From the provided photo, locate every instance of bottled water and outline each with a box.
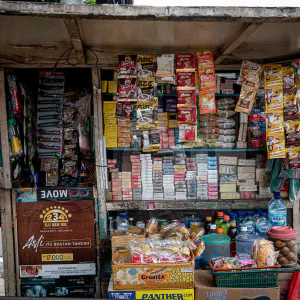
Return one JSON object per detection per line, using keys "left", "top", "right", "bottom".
{"left": 229, "top": 212, "right": 237, "bottom": 223}
{"left": 117, "top": 213, "right": 130, "bottom": 230}
{"left": 238, "top": 226, "right": 248, "bottom": 235}
{"left": 236, "top": 211, "right": 244, "bottom": 227}
{"left": 268, "top": 192, "right": 287, "bottom": 226}
{"left": 255, "top": 212, "right": 271, "bottom": 236}
{"left": 242, "top": 212, "right": 255, "bottom": 234}
{"left": 253, "top": 210, "right": 262, "bottom": 220}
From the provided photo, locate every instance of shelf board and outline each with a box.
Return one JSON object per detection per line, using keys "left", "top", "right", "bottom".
{"left": 106, "top": 200, "right": 292, "bottom": 211}
{"left": 102, "top": 93, "right": 240, "bottom": 98}
{"left": 106, "top": 148, "right": 266, "bottom": 152}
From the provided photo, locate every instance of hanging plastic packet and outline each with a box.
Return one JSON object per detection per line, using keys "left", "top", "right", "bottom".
{"left": 287, "top": 146, "right": 300, "bottom": 168}
{"left": 266, "top": 110, "right": 285, "bottom": 134}
{"left": 136, "top": 101, "right": 158, "bottom": 130}
{"left": 78, "top": 121, "right": 91, "bottom": 153}
{"left": 178, "top": 125, "right": 197, "bottom": 142}
{"left": 176, "top": 54, "right": 195, "bottom": 72}
{"left": 118, "top": 77, "right": 137, "bottom": 100}
{"left": 282, "top": 65, "right": 295, "bottom": 89}
{"left": 198, "top": 91, "right": 216, "bottom": 114}
{"left": 177, "top": 90, "right": 196, "bottom": 105}
{"left": 235, "top": 82, "right": 258, "bottom": 114}
{"left": 137, "top": 55, "right": 156, "bottom": 78}
{"left": 118, "top": 55, "right": 137, "bottom": 76}
{"left": 8, "top": 119, "right": 23, "bottom": 156}
{"left": 156, "top": 54, "right": 175, "bottom": 84}
{"left": 142, "top": 130, "right": 161, "bottom": 152}
{"left": 176, "top": 72, "right": 196, "bottom": 90}
{"left": 103, "top": 101, "right": 117, "bottom": 115}
{"left": 267, "top": 133, "right": 286, "bottom": 158}
{"left": 237, "top": 60, "right": 262, "bottom": 85}
{"left": 265, "top": 84, "right": 283, "bottom": 111}
{"left": 63, "top": 107, "right": 77, "bottom": 127}
{"left": 284, "top": 120, "right": 300, "bottom": 146}
{"left": 7, "top": 72, "right": 22, "bottom": 121}
{"left": 64, "top": 128, "right": 78, "bottom": 142}
{"left": 177, "top": 105, "right": 197, "bottom": 123}
{"left": 61, "top": 159, "right": 78, "bottom": 178}
{"left": 137, "top": 77, "right": 156, "bottom": 101}
{"left": 41, "top": 158, "right": 59, "bottom": 187}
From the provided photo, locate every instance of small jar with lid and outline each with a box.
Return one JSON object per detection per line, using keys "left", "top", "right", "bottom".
{"left": 267, "top": 226, "right": 298, "bottom": 268}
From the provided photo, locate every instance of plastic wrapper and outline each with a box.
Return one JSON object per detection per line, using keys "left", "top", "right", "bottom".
{"left": 266, "top": 110, "right": 285, "bottom": 134}
{"left": 176, "top": 54, "right": 195, "bottom": 71}
{"left": 177, "top": 105, "right": 197, "bottom": 123}
{"left": 177, "top": 90, "right": 196, "bottom": 105}
{"left": 282, "top": 65, "right": 295, "bottom": 88}
{"left": 137, "top": 77, "right": 156, "bottom": 101}
{"left": 136, "top": 101, "right": 158, "bottom": 130}
{"left": 238, "top": 60, "right": 262, "bottom": 85}
{"left": 194, "top": 241, "right": 205, "bottom": 258}
{"left": 235, "top": 82, "right": 258, "bottom": 114}
{"left": 212, "top": 255, "right": 256, "bottom": 269}
{"left": 160, "top": 222, "right": 190, "bottom": 240}
{"left": 178, "top": 125, "right": 197, "bottom": 142}
{"left": 190, "top": 227, "right": 205, "bottom": 241}
{"left": 118, "top": 55, "right": 137, "bottom": 76}
{"left": 267, "top": 132, "right": 286, "bottom": 159}
{"left": 176, "top": 72, "right": 196, "bottom": 90}
{"left": 146, "top": 218, "right": 160, "bottom": 235}
{"left": 118, "top": 77, "right": 137, "bottom": 100}
{"left": 198, "top": 91, "right": 216, "bottom": 114}
{"left": 156, "top": 54, "right": 175, "bottom": 84}
{"left": 128, "top": 238, "right": 191, "bottom": 264}
{"left": 251, "top": 239, "right": 278, "bottom": 268}
{"left": 137, "top": 55, "right": 156, "bottom": 78}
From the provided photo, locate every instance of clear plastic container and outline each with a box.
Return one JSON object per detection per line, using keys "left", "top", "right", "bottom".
{"left": 268, "top": 192, "right": 287, "bottom": 226}
{"left": 117, "top": 213, "right": 130, "bottom": 230}
{"left": 255, "top": 212, "right": 271, "bottom": 236}
{"left": 242, "top": 212, "right": 255, "bottom": 234}
{"left": 200, "top": 234, "right": 230, "bottom": 266}
{"left": 267, "top": 226, "right": 297, "bottom": 268}
{"left": 236, "top": 234, "right": 263, "bottom": 255}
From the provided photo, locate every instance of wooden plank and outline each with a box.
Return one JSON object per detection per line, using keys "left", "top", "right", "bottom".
{"left": 64, "top": 19, "right": 85, "bottom": 62}
{"left": 215, "top": 23, "right": 261, "bottom": 65}
{"left": 11, "top": 190, "right": 20, "bottom": 296}
{"left": 0, "top": 189, "right": 16, "bottom": 296}
{"left": 0, "top": 52, "right": 25, "bottom": 64}
{"left": 292, "top": 200, "right": 300, "bottom": 243}
{"left": 0, "top": 69, "right": 12, "bottom": 189}
{"left": 106, "top": 200, "right": 293, "bottom": 211}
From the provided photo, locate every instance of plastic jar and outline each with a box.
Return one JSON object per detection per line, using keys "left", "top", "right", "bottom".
{"left": 267, "top": 226, "right": 297, "bottom": 268}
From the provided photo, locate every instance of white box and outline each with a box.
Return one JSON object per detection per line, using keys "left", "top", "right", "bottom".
{"left": 237, "top": 180, "right": 256, "bottom": 186}
{"left": 219, "top": 165, "right": 237, "bottom": 175}
{"left": 238, "top": 166, "right": 255, "bottom": 173}
{"left": 238, "top": 172, "right": 255, "bottom": 180}
{"left": 219, "top": 156, "right": 238, "bottom": 165}
{"left": 256, "top": 169, "right": 271, "bottom": 182}
{"left": 238, "top": 159, "right": 256, "bottom": 166}
{"left": 221, "top": 192, "right": 240, "bottom": 200}
{"left": 239, "top": 185, "right": 258, "bottom": 192}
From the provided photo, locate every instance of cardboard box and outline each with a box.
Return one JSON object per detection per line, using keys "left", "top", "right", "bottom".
{"left": 194, "top": 270, "right": 280, "bottom": 300}
{"left": 219, "top": 156, "right": 238, "bottom": 165}
{"left": 112, "top": 250, "right": 194, "bottom": 290}
{"left": 108, "top": 281, "right": 194, "bottom": 299}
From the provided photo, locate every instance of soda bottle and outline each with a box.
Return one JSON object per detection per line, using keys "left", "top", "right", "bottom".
{"left": 221, "top": 215, "right": 230, "bottom": 235}
{"left": 215, "top": 212, "right": 224, "bottom": 228}
{"left": 228, "top": 221, "right": 238, "bottom": 256}
{"left": 208, "top": 224, "right": 216, "bottom": 234}
{"left": 204, "top": 216, "right": 212, "bottom": 234}
{"left": 216, "top": 228, "right": 223, "bottom": 234}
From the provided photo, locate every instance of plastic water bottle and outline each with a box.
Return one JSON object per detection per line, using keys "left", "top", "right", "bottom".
{"left": 229, "top": 212, "right": 237, "bottom": 223}
{"left": 236, "top": 211, "right": 245, "bottom": 228}
{"left": 253, "top": 210, "right": 262, "bottom": 220}
{"left": 117, "top": 213, "right": 130, "bottom": 230}
{"left": 255, "top": 213, "right": 271, "bottom": 236}
{"left": 268, "top": 192, "right": 287, "bottom": 226}
{"left": 239, "top": 226, "right": 248, "bottom": 235}
{"left": 242, "top": 212, "right": 255, "bottom": 234}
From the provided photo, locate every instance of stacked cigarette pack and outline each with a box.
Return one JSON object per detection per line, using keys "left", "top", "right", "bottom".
{"left": 163, "top": 156, "right": 175, "bottom": 200}
{"left": 237, "top": 159, "right": 257, "bottom": 199}
{"left": 153, "top": 157, "right": 164, "bottom": 200}
{"left": 196, "top": 154, "right": 208, "bottom": 200}
{"left": 131, "top": 155, "right": 142, "bottom": 201}
{"left": 141, "top": 154, "right": 153, "bottom": 200}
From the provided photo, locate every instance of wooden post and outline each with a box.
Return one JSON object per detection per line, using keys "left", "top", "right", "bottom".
{"left": 0, "top": 189, "right": 16, "bottom": 296}
{"left": 0, "top": 69, "right": 11, "bottom": 189}
{"left": 92, "top": 67, "right": 107, "bottom": 297}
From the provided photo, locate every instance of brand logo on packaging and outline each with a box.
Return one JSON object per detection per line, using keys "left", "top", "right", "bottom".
{"left": 138, "top": 273, "right": 169, "bottom": 284}
{"left": 40, "top": 206, "right": 72, "bottom": 228}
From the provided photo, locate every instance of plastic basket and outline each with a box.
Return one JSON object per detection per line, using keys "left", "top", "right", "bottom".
{"left": 209, "top": 261, "right": 281, "bottom": 288}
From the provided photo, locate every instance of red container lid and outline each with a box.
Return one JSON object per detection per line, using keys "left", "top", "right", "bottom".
{"left": 267, "top": 226, "right": 297, "bottom": 239}
{"left": 217, "top": 212, "right": 224, "bottom": 217}
{"left": 223, "top": 215, "right": 230, "bottom": 221}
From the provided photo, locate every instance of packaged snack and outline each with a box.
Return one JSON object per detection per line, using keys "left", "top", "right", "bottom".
{"left": 251, "top": 239, "right": 277, "bottom": 268}
{"left": 266, "top": 110, "right": 284, "bottom": 134}
{"left": 176, "top": 54, "right": 195, "bottom": 71}
{"left": 146, "top": 218, "right": 159, "bottom": 234}
{"left": 118, "top": 77, "right": 137, "bottom": 100}
{"left": 198, "top": 91, "right": 216, "bottom": 114}
{"left": 136, "top": 77, "right": 156, "bottom": 101}
{"left": 137, "top": 55, "right": 156, "bottom": 78}
{"left": 282, "top": 65, "right": 295, "bottom": 88}
{"left": 178, "top": 125, "right": 197, "bottom": 142}
{"left": 238, "top": 60, "right": 262, "bottom": 84}
{"left": 235, "top": 83, "right": 257, "bottom": 114}
{"left": 136, "top": 101, "right": 158, "bottom": 130}
{"left": 265, "top": 85, "right": 283, "bottom": 111}
{"left": 267, "top": 132, "right": 286, "bottom": 159}
{"left": 199, "top": 73, "right": 217, "bottom": 91}
{"left": 143, "top": 130, "right": 161, "bottom": 152}
{"left": 118, "top": 54, "right": 137, "bottom": 76}
{"left": 177, "top": 105, "right": 197, "bottom": 124}
{"left": 156, "top": 54, "right": 175, "bottom": 84}
{"left": 196, "top": 51, "right": 215, "bottom": 71}
{"left": 176, "top": 72, "right": 196, "bottom": 89}
{"left": 264, "top": 64, "right": 282, "bottom": 87}
{"left": 177, "top": 90, "right": 196, "bottom": 105}
{"left": 103, "top": 101, "right": 117, "bottom": 114}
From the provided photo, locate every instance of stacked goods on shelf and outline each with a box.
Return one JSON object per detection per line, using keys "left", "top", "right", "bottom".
{"left": 104, "top": 101, "right": 117, "bottom": 148}
{"left": 263, "top": 64, "right": 286, "bottom": 159}
{"left": 256, "top": 154, "right": 273, "bottom": 199}
{"left": 162, "top": 155, "right": 175, "bottom": 200}
{"left": 141, "top": 154, "right": 153, "bottom": 200}
{"left": 153, "top": 157, "right": 164, "bottom": 200}
{"left": 237, "top": 158, "right": 257, "bottom": 199}
{"left": 131, "top": 155, "right": 142, "bottom": 201}
{"left": 219, "top": 156, "right": 239, "bottom": 200}
{"left": 174, "top": 152, "right": 187, "bottom": 201}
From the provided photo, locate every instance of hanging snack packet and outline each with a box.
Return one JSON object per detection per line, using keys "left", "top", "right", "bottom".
{"left": 136, "top": 101, "right": 158, "bottom": 130}
{"left": 143, "top": 130, "right": 161, "bottom": 152}
{"left": 103, "top": 101, "right": 117, "bottom": 114}
{"left": 178, "top": 125, "right": 197, "bottom": 142}
{"left": 137, "top": 77, "right": 156, "bottom": 101}
{"left": 199, "top": 73, "right": 217, "bottom": 91}
{"left": 176, "top": 72, "right": 196, "bottom": 89}
{"left": 137, "top": 55, "right": 156, "bottom": 78}
{"left": 267, "top": 132, "right": 286, "bottom": 159}
{"left": 238, "top": 60, "right": 262, "bottom": 85}
{"left": 156, "top": 54, "right": 175, "bottom": 84}
{"left": 118, "top": 77, "right": 137, "bottom": 100}
{"left": 266, "top": 110, "right": 284, "bottom": 134}
{"left": 235, "top": 83, "right": 258, "bottom": 114}
{"left": 264, "top": 64, "right": 282, "bottom": 87}
{"left": 282, "top": 65, "right": 295, "bottom": 89}
{"left": 265, "top": 85, "right": 283, "bottom": 111}
{"left": 287, "top": 146, "right": 300, "bottom": 167}
{"left": 176, "top": 54, "right": 195, "bottom": 71}
{"left": 196, "top": 51, "right": 215, "bottom": 72}
{"left": 177, "top": 105, "right": 197, "bottom": 123}
{"left": 118, "top": 55, "right": 137, "bottom": 76}
{"left": 177, "top": 90, "right": 196, "bottom": 105}
{"left": 284, "top": 120, "right": 300, "bottom": 146}
{"left": 198, "top": 91, "right": 216, "bottom": 114}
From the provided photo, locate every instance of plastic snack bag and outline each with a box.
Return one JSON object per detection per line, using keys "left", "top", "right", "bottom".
{"left": 177, "top": 90, "right": 196, "bottom": 105}
{"left": 156, "top": 54, "right": 175, "bottom": 84}
{"left": 177, "top": 105, "right": 197, "bottom": 123}
{"left": 238, "top": 60, "right": 262, "bottom": 85}
{"left": 267, "top": 132, "right": 286, "bottom": 159}
{"left": 136, "top": 101, "right": 158, "bottom": 130}
{"left": 199, "top": 91, "right": 216, "bottom": 114}
{"left": 118, "top": 54, "right": 137, "bottom": 76}
{"left": 176, "top": 54, "right": 195, "bottom": 71}
{"left": 266, "top": 110, "right": 285, "bottom": 134}
{"left": 137, "top": 54, "right": 156, "bottom": 78}
{"left": 251, "top": 239, "right": 277, "bottom": 268}
{"left": 235, "top": 82, "right": 258, "bottom": 114}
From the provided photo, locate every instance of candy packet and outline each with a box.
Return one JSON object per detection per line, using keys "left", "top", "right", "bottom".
{"left": 177, "top": 105, "right": 197, "bottom": 124}
{"left": 177, "top": 90, "right": 196, "bottom": 105}
{"left": 198, "top": 91, "right": 216, "bottom": 114}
